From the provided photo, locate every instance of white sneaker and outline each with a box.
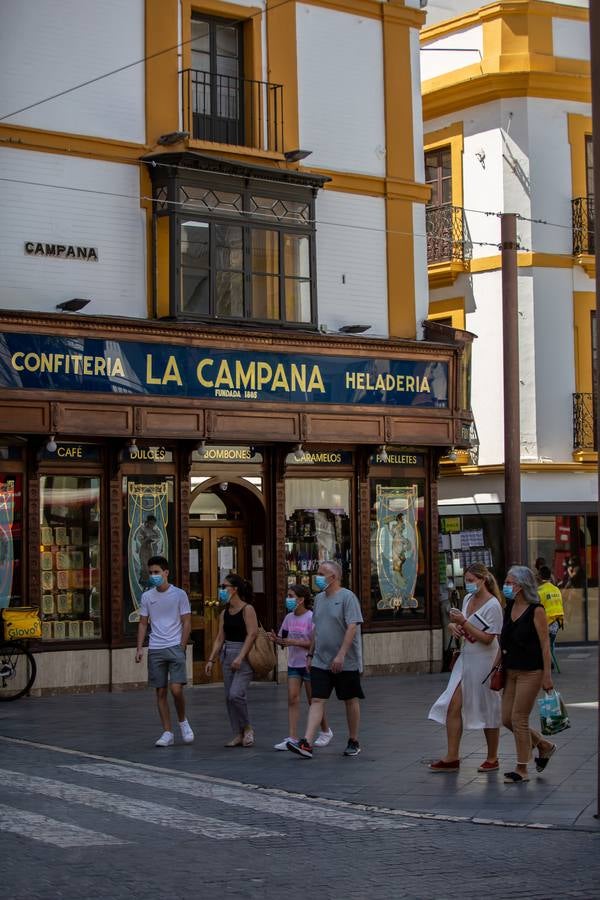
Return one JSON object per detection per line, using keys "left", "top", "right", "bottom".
{"left": 155, "top": 731, "right": 174, "bottom": 747}
{"left": 313, "top": 728, "right": 333, "bottom": 748}
{"left": 274, "top": 737, "right": 294, "bottom": 751}
{"left": 179, "top": 720, "right": 194, "bottom": 744}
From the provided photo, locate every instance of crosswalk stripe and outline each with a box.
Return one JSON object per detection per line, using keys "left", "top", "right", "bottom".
{"left": 0, "top": 802, "right": 125, "bottom": 847}
{"left": 0, "top": 769, "right": 283, "bottom": 840}
{"left": 67, "top": 763, "right": 414, "bottom": 831}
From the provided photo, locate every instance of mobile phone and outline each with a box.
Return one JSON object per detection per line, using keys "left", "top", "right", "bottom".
{"left": 281, "top": 629, "right": 289, "bottom": 639}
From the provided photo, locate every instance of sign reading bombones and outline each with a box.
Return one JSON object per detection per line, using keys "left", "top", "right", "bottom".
{"left": 0, "top": 333, "right": 449, "bottom": 408}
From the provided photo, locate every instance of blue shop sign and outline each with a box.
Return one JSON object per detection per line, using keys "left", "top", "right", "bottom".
{"left": 0, "top": 332, "right": 448, "bottom": 409}
{"left": 41, "top": 442, "right": 101, "bottom": 462}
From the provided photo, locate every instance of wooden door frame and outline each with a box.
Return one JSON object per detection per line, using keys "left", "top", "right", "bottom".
{"left": 189, "top": 520, "right": 247, "bottom": 683}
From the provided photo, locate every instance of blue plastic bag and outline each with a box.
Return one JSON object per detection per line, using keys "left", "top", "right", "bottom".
{"left": 538, "top": 690, "right": 570, "bottom": 736}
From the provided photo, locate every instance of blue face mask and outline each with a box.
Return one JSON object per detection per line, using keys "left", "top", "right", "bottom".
{"left": 285, "top": 597, "right": 297, "bottom": 612}
{"left": 219, "top": 588, "right": 230, "bottom": 603}
{"left": 148, "top": 573, "right": 163, "bottom": 588}
{"left": 502, "top": 584, "right": 514, "bottom": 600}
{"left": 314, "top": 575, "right": 329, "bottom": 591}
{"left": 465, "top": 582, "right": 478, "bottom": 594}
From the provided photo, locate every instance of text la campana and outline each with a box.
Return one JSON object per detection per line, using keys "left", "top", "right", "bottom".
{"left": 11, "top": 352, "right": 431, "bottom": 394}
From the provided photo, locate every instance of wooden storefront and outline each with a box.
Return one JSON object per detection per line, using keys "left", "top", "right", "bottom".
{"left": 0, "top": 312, "right": 473, "bottom": 693}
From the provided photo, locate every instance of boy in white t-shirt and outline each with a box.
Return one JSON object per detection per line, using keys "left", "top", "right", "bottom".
{"left": 135, "top": 556, "right": 194, "bottom": 747}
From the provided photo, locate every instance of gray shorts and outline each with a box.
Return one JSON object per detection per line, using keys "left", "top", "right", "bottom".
{"left": 148, "top": 646, "right": 187, "bottom": 688}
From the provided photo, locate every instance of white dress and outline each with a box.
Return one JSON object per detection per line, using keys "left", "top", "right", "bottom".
{"left": 429, "top": 595, "right": 503, "bottom": 730}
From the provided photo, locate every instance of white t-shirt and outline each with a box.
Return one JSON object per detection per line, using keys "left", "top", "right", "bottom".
{"left": 139, "top": 585, "right": 191, "bottom": 649}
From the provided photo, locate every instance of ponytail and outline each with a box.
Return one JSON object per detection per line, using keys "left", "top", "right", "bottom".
{"left": 225, "top": 572, "right": 253, "bottom": 603}
{"left": 465, "top": 563, "right": 504, "bottom": 606}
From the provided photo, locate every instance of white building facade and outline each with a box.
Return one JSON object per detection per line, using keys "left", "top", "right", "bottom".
{"left": 422, "top": 0, "right": 596, "bottom": 641}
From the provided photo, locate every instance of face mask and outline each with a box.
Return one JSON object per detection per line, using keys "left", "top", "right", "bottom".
{"left": 314, "top": 575, "right": 329, "bottom": 591}
{"left": 285, "top": 597, "right": 297, "bottom": 612}
{"left": 465, "top": 582, "right": 478, "bottom": 595}
{"left": 219, "top": 588, "right": 230, "bottom": 603}
{"left": 148, "top": 574, "right": 163, "bottom": 588}
{"left": 502, "top": 584, "right": 514, "bottom": 600}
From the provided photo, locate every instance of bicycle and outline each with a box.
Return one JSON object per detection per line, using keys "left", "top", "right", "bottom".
{"left": 0, "top": 639, "right": 37, "bottom": 701}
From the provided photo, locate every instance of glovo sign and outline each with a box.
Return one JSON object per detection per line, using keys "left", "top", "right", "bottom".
{"left": 3, "top": 607, "right": 42, "bottom": 640}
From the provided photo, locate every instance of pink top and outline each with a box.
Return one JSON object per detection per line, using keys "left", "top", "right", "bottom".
{"left": 278, "top": 610, "right": 315, "bottom": 668}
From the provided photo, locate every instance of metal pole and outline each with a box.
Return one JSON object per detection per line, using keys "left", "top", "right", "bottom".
{"left": 501, "top": 213, "right": 521, "bottom": 567}
{"left": 588, "top": 0, "right": 600, "bottom": 820}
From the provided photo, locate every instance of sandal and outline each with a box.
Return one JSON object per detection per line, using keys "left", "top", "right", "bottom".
{"left": 224, "top": 734, "right": 243, "bottom": 747}
{"left": 429, "top": 759, "right": 460, "bottom": 772}
{"left": 477, "top": 760, "right": 499, "bottom": 772}
{"left": 535, "top": 743, "right": 557, "bottom": 773}
{"left": 503, "top": 771, "right": 529, "bottom": 784}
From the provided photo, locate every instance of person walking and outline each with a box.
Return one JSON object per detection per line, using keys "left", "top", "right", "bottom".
{"left": 135, "top": 556, "right": 194, "bottom": 747}
{"left": 428, "top": 563, "right": 503, "bottom": 773}
{"left": 537, "top": 565, "right": 564, "bottom": 662}
{"left": 498, "top": 565, "right": 557, "bottom": 784}
{"left": 205, "top": 573, "right": 258, "bottom": 747}
{"left": 287, "top": 560, "right": 364, "bottom": 759}
{"left": 269, "top": 584, "right": 333, "bottom": 751}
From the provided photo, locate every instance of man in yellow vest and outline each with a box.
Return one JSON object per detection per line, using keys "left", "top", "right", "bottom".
{"left": 537, "top": 565, "right": 564, "bottom": 663}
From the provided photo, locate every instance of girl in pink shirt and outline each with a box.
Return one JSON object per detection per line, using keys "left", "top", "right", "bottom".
{"left": 269, "top": 585, "right": 332, "bottom": 751}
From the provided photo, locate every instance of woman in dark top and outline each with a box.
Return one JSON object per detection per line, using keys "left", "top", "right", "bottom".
{"left": 498, "top": 565, "right": 556, "bottom": 783}
{"left": 206, "top": 574, "right": 258, "bottom": 747}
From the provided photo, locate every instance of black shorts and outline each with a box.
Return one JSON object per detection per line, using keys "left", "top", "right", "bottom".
{"left": 310, "top": 666, "right": 365, "bottom": 701}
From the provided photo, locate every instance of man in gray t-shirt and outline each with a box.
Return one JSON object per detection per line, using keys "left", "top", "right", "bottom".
{"left": 287, "top": 561, "right": 364, "bottom": 760}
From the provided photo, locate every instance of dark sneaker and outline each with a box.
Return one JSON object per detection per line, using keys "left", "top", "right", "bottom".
{"left": 344, "top": 739, "right": 361, "bottom": 757}
{"left": 287, "top": 738, "right": 313, "bottom": 759}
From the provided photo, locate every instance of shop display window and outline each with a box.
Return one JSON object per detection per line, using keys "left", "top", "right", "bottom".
{"left": 285, "top": 479, "right": 351, "bottom": 590}
{"left": 370, "top": 479, "right": 426, "bottom": 621}
{"left": 437, "top": 510, "right": 504, "bottom": 647}
{"left": 0, "top": 474, "right": 23, "bottom": 609}
{"left": 527, "top": 514, "right": 597, "bottom": 642}
{"left": 438, "top": 511, "right": 505, "bottom": 599}
{"left": 39, "top": 476, "right": 101, "bottom": 641}
{"left": 123, "top": 476, "right": 175, "bottom": 632}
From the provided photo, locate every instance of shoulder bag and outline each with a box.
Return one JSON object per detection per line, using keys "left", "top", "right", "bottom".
{"left": 482, "top": 663, "right": 505, "bottom": 692}
{"left": 243, "top": 607, "right": 276, "bottom": 677}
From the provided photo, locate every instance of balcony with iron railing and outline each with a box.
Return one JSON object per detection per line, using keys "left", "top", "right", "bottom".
{"left": 426, "top": 204, "right": 471, "bottom": 287}
{"left": 180, "top": 69, "right": 284, "bottom": 154}
{"left": 572, "top": 196, "right": 595, "bottom": 257}
{"left": 573, "top": 392, "right": 596, "bottom": 453}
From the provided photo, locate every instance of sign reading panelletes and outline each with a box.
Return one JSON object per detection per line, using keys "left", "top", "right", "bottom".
{"left": 0, "top": 332, "right": 449, "bottom": 408}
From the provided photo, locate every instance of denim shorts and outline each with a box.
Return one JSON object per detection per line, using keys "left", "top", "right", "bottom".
{"left": 148, "top": 645, "right": 187, "bottom": 688}
{"left": 288, "top": 666, "right": 311, "bottom": 683}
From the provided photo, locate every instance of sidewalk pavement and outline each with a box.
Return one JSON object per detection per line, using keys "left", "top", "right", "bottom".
{"left": 0, "top": 644, "right": 598, "bottom": 831}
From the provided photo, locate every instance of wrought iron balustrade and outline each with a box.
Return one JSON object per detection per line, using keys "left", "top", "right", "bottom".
{"left": 573, "top": 392, "right": 596, "bottom": 451}
{"left": 572, "top": 196, "right": 595, "bottom": 255}
{"left": 180, "top": 69, "right": 284, "bottom": 153}
{"left": 425, "top": 204, "right": 471, "bottom": 264}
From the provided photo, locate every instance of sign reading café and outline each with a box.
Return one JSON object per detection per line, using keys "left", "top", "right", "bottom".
{"left": 0, "top": 333, "right": 448, "bottom": 408}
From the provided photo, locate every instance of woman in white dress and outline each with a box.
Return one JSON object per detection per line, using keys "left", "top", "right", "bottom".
{"left": 428, "top": 563, "right": 504, "bottom": 772}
